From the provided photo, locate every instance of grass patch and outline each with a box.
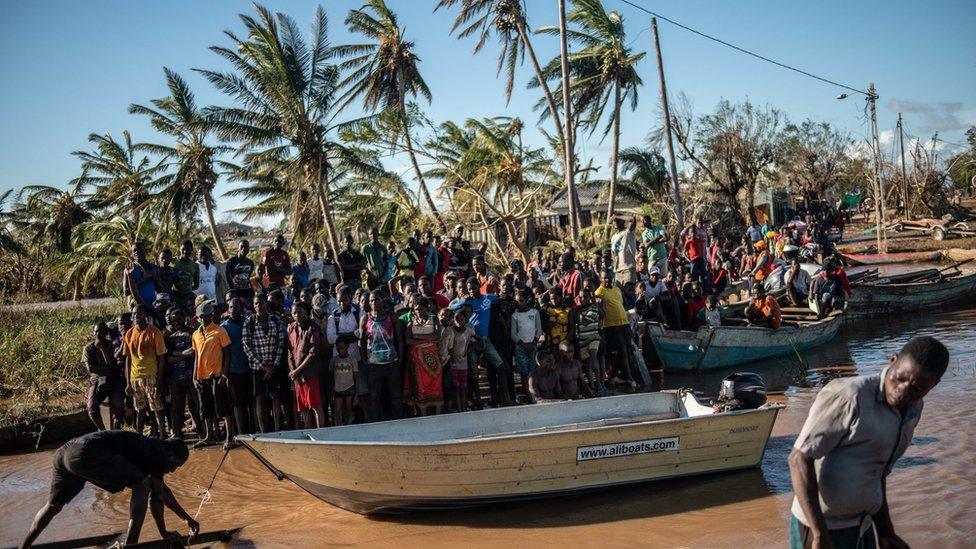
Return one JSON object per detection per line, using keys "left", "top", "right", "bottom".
{"left": 0, "top": 304, "right": 124, "bottom": 426}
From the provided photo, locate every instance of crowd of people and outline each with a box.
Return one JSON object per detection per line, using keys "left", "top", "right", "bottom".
{"left": 84, "top": 206, "right": 852, "bottom": 445}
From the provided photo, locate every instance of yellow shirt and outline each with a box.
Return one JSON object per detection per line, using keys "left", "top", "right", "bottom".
{"left": 595, "top": 285, "right": 628, "bottom": 328}
{"left": 123, "top": 325, "right": 166, "bottom": 380}
{"left": 192, "top": 323, "right": 231, "bottom": 380}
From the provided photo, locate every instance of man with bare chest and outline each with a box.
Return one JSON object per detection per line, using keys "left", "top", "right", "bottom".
{"left": 529, "top": 350, "right": 559, "bottom": 401}
{"left": 555, "top": 341, "right": 585, "bottom": 399}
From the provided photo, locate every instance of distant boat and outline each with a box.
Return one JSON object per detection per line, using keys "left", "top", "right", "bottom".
{"left": 238, "top": 391, "right": 781, "bottom": 514}
{"left": 839, "top": 251, "right": 941, "bottom": 266}
{"left": 848, "top": 270, "right": 976, "bottom": 316}
{"left": 647, "top": 313, "right": 844, "bottom": 371}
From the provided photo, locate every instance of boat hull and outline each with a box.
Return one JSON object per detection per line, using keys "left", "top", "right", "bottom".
{"left": 840, "top": 251, "right": 942, "bottom": 266}
{"left": 848, "top": 271, "right": 976, "bottom": 316}
{"left": 240, "top": 394, "right": 780, "bottom": 514}
{"left": 647, "top": 315, "right": 843, "bottom": 371}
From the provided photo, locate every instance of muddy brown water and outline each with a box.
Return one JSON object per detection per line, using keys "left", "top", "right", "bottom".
{"left": 2, "top": 303, "right": 974, "bottom": 548}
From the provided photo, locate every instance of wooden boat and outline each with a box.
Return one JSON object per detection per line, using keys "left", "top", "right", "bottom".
{"left": 238, "top": 391, "right": 781, "bottom": 514}
{"left": 848, "top": 269, "right": 976, "bottom": 316}
{"left": 839, "top": 250, "right": 941, "bottom": 266}
{"left": 646, "top": 312, "right": 844, "bottom": 371}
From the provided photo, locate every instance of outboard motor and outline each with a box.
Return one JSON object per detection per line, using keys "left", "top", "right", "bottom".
{"left": 716, "top": 372, "right": 767, "bottom": 412}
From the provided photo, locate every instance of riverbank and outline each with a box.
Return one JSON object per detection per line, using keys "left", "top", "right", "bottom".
{"left": 0, "top": 304, "right": 122, "bottom": 430}
{"left": 2, "top": 304, "right": 974, "bottom": 547}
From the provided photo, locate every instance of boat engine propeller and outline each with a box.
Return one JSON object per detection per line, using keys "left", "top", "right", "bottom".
{"left": 715, "top": 372, "right": 767, "bottom": 412}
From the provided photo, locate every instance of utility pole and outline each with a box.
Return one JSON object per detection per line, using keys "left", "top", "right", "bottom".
{"left": 897, "top": 112, "right": 910, "bottom": 221}
{"left": 866, "top": 83, "right": 886, "bottom": 253}
{"left": 652, "top": 17, "right": 684, "bottom": 230}
{"left": 557, "top": 0, "right": 580, "bottom": 239}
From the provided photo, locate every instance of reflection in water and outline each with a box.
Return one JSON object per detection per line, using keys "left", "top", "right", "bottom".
{"left": 1, "top": 305, "right": 975, "bottom": 547}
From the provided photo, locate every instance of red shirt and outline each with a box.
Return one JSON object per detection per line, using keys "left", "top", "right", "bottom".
{"left": 713, "top": 268, "right": 729, "bottom": 286}
{"left": 263, "top": 248, "right": 291, "bottom": 286}
{"left": 560, "top": 269, "right": 584, "bottom": 305}
{"left": 684, "top": 237, "right": 704, "bottom": 261}
{"left": 287, "top": 321, "right": 322, "bottom": 382}
{"left": 686, "top": 296, "right": 707, "bottom": 329}
{"left": 432, "top": 292, "right": 449, "bottom": 310}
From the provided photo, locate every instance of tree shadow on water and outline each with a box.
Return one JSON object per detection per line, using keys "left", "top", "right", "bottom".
{"left": 375, "top": 468, "right": 776, "bottom": 529}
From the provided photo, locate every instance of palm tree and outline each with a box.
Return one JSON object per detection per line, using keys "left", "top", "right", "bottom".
{"left": 15, "top": 184, "right": 91, "bottom": 254}
{"left": 52, "top": 216, "right": 142, "bottom": 295}
{"left": 129, "top": 68, "right": 233, "bottom": 259}
{"left": 425, "top": 116, "right": 557, "bottom": 260}
{"left": 0, "top": 190, "right": 27, "bottom": 256}
{"left": 435, "top": 0, "right": 577, "bottom": 232}
{"left": 223, "top": 145, "right": 404, "bottom": 246}
{"left": 338, "top": 0, "right": 446, "bottom": 231}
{"left": 536, "top": 0, "right": 643, "bottom": 223}
{"left": 72, "top": 131, "right": 167, "bottom": 234}
{"left": 617, "top": 146, "right": 669, "bottom": 201}
{"left": 199, "top": 4, "right": 355, "bottom": 255}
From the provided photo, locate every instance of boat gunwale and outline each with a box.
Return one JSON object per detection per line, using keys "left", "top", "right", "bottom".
{"left": 648, "top": 312, "right": 843, "bottom": 342}
{"left": 239, "top": 397, "right": 784, "bottom": 448}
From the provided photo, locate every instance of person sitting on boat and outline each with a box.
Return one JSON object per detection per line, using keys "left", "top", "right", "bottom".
{"left": 696, "top": 295, "right": 725, "bottom": 328}
{"left": 528, "top": 349, "right": 559, "bottom": 400}
{"left": 809, "top": 259, "right": 852, "bottom": 319}
{"left": 788, "top": 336, "right": 949, "bottom": 549}
{"left": 746, "top": 285, "right": 782, "bottom": 329}
{"left": 783, "top": 259, "right": 813, "bottom": 307}
{"left": 555, "top": 340, "right": 587, "bottom": 399}
{"left": 19, "top": 431, "right": 198, "bottom": 549}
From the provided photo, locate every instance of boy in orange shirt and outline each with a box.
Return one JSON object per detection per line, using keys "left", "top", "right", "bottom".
{"left": 122, "top": 304, "right": 168, "bottom": 438}
{"left": 191, "top": 301, "right": 234, "bottom": 449}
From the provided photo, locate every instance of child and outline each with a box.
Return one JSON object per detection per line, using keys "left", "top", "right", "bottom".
{"left": 712, "top": 260, "right": 730, "bottom": 296}
{"left": 330, "top": 336, "right": 359, "bottom": 426}
{"left": 510, "top": 288, "right": 543, "bottom": 396}
{"left": 436, "top": 307, "right": 455, "bottom": 409}
{"left": 543, "top": 287, "right": 572, "bottom": 350}
{"left": 439, "top": 305, "right": 478, "bottom": 413}
{"left": 697, "top": 294, "right": 725, "bottom": 328}
{"left": 287, "top": 302, "right": 325, "bottom": 429}
{"left": 684, "top": 281, "right": 707, "bottom": 330}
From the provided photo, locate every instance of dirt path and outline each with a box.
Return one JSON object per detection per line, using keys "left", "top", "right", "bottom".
{"left": 1, "top": 297, "right": 118, "bottom": 313}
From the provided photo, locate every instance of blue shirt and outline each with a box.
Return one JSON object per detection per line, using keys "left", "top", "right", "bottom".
{"left": 130, "top": 263, "right": 158, "bottom": 305}
{"left": 451, "top": 294, "right": 497, "bottom": 338}
{"left": 221, "top": 317, "right": 249, "bottom": 374}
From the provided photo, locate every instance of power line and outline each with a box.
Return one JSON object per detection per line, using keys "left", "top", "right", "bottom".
{"left": 616, "top": 0, "right": 868, "bottom": 96}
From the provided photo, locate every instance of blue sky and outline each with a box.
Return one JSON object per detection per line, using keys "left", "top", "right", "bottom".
{"left": 1, "top": 0, "right": 973, "bottom": 221}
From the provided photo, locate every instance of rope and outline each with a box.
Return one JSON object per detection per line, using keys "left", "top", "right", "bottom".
{"left": 193, "top": 447, "right": 231, "bottom": 521}
{"left": 616, "top": 0, "right": 868, "bottom": 96}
